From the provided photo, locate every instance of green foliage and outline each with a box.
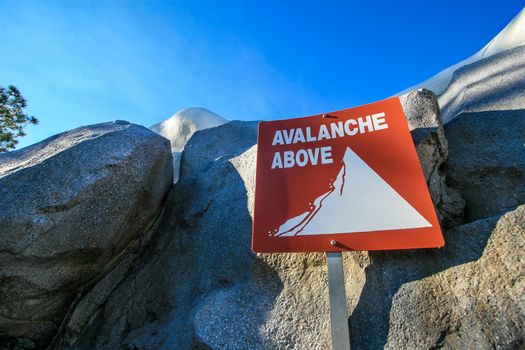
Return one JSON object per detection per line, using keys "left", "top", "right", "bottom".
{"left": 0, "top": 85, "right": 38, "bottom": 152}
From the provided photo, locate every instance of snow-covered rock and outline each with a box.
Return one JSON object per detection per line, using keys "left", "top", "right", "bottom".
{"left": 150, "top": 108, "right": 227, "bottom": 182}
{"left": 438, "top": 45, "right": 525, "bottom": 122}
{"left": 402, "top": 7, "right": 525, "bottom": 97}
{"left": 400, "top": 6, "right": 525, "bottom": 122}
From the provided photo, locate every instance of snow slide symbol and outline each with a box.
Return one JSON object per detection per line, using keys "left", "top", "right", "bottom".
{"left": 274, "top": 147, "right": 432, "bottom": 237}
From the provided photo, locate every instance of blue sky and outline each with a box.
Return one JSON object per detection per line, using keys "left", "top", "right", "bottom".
{"left": 2, "top": 1, "right": 523, "bottom": 149}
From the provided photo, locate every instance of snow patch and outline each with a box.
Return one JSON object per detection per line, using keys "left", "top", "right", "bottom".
{"left": 150, "top": 107, "right": 227, "bottom": 182}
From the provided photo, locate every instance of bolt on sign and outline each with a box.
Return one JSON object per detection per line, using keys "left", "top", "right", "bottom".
{"left": 252, "top": 97, "right": 444, "bottom": 253}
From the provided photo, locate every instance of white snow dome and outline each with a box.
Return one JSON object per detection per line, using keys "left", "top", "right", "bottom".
{"left": 150, "top": 107, "right": 227, "bottom": 182}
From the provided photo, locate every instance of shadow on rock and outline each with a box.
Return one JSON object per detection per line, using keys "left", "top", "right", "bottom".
{"left": 444, "top": 109, "right": 525, "bottom": 222}
{"left": 350, "top": 213, "right": 500, "bottom": 350}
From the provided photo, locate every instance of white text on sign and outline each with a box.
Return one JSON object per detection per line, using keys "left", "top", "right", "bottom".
{"left": 271, "top": 112, "right": 389, "bottom": 169}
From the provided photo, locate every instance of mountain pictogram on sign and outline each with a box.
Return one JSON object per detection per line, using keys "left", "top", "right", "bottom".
{"left": 274, "top": 147, "right": 432, "bottom": 237}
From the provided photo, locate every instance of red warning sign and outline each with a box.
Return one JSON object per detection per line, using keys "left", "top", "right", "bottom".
{"left": 252, "top": 97, "right": 444, "bottom": 253}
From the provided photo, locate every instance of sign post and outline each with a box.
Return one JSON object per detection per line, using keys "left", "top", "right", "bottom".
{"left": 251, "top": 97, "right": 444, "bottom": 348}
{"left": 327, "top": 250, "right": 351, "bottom": 350}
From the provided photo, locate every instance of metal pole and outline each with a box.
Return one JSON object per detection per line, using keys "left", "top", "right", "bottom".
{"left": 327, "top": 251, "right": 351, "bottom": 350}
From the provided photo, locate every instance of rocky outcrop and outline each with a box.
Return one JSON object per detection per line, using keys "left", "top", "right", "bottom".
{"left": 50, "top": 90, "right": 469, "bottom": 349}
{"left": 0, "top": 121, "right": 172, "bottom": 349}
{"left": 4, "top": 82, "right": 522, "bottom": 350}
{"left": 387, "top": 205, "right": 525, "bottom": 349}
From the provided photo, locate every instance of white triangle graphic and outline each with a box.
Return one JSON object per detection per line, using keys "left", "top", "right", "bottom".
{"left": 275, "top": 147, "right": 432, "bottom": 237}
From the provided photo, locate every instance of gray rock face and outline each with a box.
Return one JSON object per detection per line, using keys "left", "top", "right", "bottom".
{"left": 387, "top": 205, "right": 525, "bottom": 349}
{"left": 445, "top": 109, "right": 525, "bottom": 222}
{"left": 0, "top": 121, "right": 172, "bottom": 348}
{"left": 52, "top": 91, "right": 467, "bottom": 349}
